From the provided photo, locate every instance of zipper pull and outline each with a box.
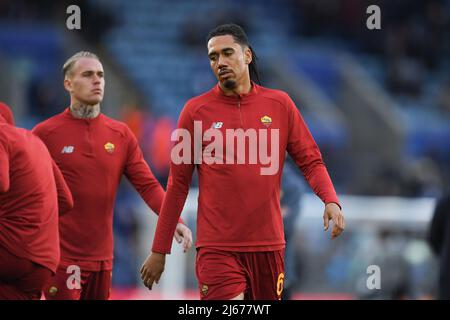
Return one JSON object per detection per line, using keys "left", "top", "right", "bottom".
{"left": 237, "top": 99, "right": 243, "bottom": 128}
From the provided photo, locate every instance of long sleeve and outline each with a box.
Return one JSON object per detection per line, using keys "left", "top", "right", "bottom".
{"left": 52, "top": 160, "right": 74, "bottom": 215}
{"left": 0, "top": 138, "right": 10, "bottom": 193}
{"left": 285, "top": 95, "right": 340, "bottom": 207}
{"left": 152, "top": 105, "right": 196, "bottom": 254}
{"left": 124, "top": 127, "right": 166, "bottom": 214}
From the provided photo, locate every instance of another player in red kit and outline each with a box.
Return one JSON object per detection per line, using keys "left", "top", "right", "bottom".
{"left": 140, "top": 24, "right": 345, "bottom": 300}
{"left": 0, "top": 102, "right": 73, "bottom": 300}
{"left": 32, "top": 52, "right": 193, "bottom": 300}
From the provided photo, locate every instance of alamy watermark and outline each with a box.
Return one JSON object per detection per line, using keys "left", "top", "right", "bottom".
{"left": 66, "top": 4, "right": 380, "bottom": 32}
{"left": 366, "top": 5, "right": 381, "bottom": 30}
{"left": 366, "top": 265, "right": 381, "bottom": 290}
{"left": 66, "top": 264, "right": 81, "bottom": 289}
{"left": 66, "top": 5, "right": 81, "bottom": 30}
{"left": 170, "top": 121, "right": 280, "bottom": 175}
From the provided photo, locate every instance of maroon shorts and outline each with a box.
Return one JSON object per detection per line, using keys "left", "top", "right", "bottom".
{"left": 0, "top": 244, "right": 52, "bottom": 300}
{"left": 43, "top": 265, "right": 112, "bottom": 300}
{"left": 196, "top": 248, "right": 285, "bottom": 300}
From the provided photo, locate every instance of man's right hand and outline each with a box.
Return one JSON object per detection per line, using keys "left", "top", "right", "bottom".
{"left": 140, "top": 252, "right": 166, "bottom": 290}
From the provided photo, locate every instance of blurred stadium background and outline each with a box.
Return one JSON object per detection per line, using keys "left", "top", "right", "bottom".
{"left": 1, "top": 0, "right": 449, "bottom": 299}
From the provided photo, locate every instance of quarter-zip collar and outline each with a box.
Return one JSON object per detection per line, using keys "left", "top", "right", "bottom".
{"left": 63, "top": 107, "right": 103, "bottom": 124}
{"left": 212, "top": 81, "right": 259, "bottom": 103}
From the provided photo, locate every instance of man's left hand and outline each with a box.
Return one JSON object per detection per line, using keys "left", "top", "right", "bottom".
{"left": 323, "top": 203, "right": 345, "bottom": 239}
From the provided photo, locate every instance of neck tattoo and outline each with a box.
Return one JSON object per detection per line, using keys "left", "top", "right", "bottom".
{"left": 70, "top": 103, "right": 100, "bottom": 119}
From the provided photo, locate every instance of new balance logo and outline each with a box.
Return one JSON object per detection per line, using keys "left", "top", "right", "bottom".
{"left": 61, "top": 146, "right": 74, "bottom": 154}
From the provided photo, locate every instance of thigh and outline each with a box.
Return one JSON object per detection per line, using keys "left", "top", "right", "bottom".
{"left": 15, "top": 264, "right": 53, "bottom": 299}
{"left": 196, "top": 248, "right": 248, "bottom": 300}
{"left": 0, "top": 282, "right": 30, "bottom": 300}
{"left": 0, "top": 266, "right": 52, "bottom": 300}
{"left": 0, "top": 244, "right": 32, "bottom": 281}
{"left": 0, "top": 244, "right": 52, "bottom": 300}
{"left": 80, "top": 270, "right": 112, "bottom": 300}
{"left": 243, "top": 250, "right": 285, "bottom": 300}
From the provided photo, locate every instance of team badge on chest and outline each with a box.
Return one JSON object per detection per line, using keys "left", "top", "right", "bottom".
{"left": 104, "top": 142, "right": 115, "bottom": 153}
{"left": 261, "top": 115, "right": 272, "bottom": 127}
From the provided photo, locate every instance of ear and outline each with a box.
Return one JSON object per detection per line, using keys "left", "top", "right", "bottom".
{"left": 244, "top": 47, "right": 252, "bottom": 65}
{"left": 63, "top": 78, "right": 72, "bottom": 93}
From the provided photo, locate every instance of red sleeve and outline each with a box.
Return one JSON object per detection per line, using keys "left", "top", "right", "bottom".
{"left": 52, "top": 160, "right": 73, "bottom": 215}
{"left": 0, "top": 137, "right": 10, "bottom": 193}
{"left": 152, "top": 105, "right": 196, "bottom": 254}
{"left": 124, "top": 126, "right": 166, "bottom": 215}
{"left": 285, "top": 94, "right": 341, "bottom": 208}
{"left": 31, "top": 123, "right": 45, "bottom": 140}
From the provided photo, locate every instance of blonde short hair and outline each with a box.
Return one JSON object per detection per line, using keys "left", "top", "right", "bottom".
{"left": 63, "top": 51, "right": 100, "bottom": 78}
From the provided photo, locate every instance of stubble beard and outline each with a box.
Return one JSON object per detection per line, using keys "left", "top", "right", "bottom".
{"left": 223, "top": 79, "right": 236, "bottom": 90}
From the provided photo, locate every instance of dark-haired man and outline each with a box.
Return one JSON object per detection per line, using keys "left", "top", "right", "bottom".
{"left": 141, "top": 23, "right": 344, "bottom": 300}
{"left": 33, "top": 52, "right": 193, "bottom": 300}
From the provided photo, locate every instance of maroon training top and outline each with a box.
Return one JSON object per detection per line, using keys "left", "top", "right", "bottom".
{"left": 152, "top": 83, "right": 340, "bottom": 254}
{"left": 0, "top": 122, "right": 73, "bottom": 273}
{"left": 33, "top": 109, "right": 166, "bottom": 271}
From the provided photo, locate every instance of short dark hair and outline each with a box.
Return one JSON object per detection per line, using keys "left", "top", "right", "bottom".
{"left": 207, "top": 23, "right": 261, "bottom": 84}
